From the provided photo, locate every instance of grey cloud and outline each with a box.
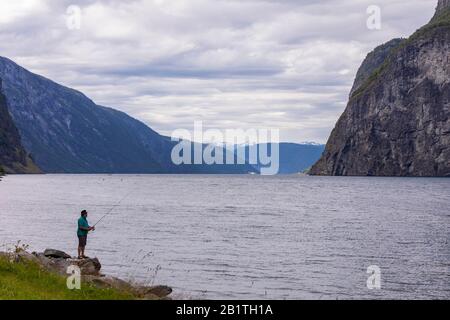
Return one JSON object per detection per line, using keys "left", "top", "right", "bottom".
{"left": 0, "top": 0, "right": 438, "bottom": 143}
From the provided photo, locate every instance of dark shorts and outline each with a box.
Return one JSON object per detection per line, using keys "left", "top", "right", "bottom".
{"left": 78, "top": 235, "right": 87, "bottom": 247}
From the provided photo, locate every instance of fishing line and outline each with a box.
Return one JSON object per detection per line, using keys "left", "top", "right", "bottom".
{"left": 93, "top": 187, "right": 137, "bottom": 228}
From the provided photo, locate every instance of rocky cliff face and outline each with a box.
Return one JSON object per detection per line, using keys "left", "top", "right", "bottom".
{"left": 310, "top": 4, "right": 450, "bottom": 177}
{"left": 349, "top": 39, "right": 403, "bottom": 97}
{"left": 0, "top": 79, "right": 40, "bottom": 174}
{"left": 436, "top": 0, "right": 450, "bottom": 16}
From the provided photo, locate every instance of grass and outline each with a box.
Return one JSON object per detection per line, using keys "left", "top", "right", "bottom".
{"left": 350, "top": 8, "right": 450, "bottom": 101}
{"left": 0, "top": 256, "right": 135, "bottom": 300}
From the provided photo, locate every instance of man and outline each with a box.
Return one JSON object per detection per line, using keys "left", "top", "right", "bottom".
{"left": 77, "top": 210, "right": 95, "bottom": 259}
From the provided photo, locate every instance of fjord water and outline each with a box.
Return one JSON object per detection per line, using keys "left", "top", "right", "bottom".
{"left": 0, "top": 175, "right": 449, "bottom": 300}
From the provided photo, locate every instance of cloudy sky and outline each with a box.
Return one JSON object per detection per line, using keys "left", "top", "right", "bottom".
{"left": 0, "top": 0, "right": 437, "bottom": 143}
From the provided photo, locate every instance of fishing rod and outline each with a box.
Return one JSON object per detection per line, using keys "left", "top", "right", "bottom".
{"left": 93, "top": 189, "right": 136, "bottom": 228}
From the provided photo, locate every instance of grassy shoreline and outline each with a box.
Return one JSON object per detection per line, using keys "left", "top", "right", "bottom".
{"left": 0, "top": 255, "right": 135, "bottom": 300}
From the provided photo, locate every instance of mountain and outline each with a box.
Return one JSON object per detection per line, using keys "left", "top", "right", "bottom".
{"left": 0, "top": 79, "right": 40, "bottom": 174}
{"left": 310, "top": 1, "right": 450, "bottom": 177}
{"left": 275, "top": 143, "right": 325, "bottom": 174}
{"left": 237, "top": 143, "right": 325, "bottom": 174}
{"left": 0, "top": 57, "right": 255, "bottom": 174}
{"left": 349, "top": 38, "right": 403, "bottom": 97}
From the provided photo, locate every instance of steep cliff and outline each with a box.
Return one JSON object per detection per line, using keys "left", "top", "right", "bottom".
{"left": 436, "top": 0, "right": 450, "bottom": 16}
{"left": 310, "top": 3, "right": 450, "bottom": 177}
{"left": 0, "top": 79, "right": 40, "bottom": 174}
{"left": 349, "top": 38, "right": 404, "bottom": 97}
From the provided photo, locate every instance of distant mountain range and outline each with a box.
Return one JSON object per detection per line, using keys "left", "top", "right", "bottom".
{"left": 237, "top": 143, "right": 325, "bottom": 174}
{"left": 0, "top": 56, "right": 323, "bottom": 175}
{"left": 271, "top": 143, "right": 325, "bottom": 174}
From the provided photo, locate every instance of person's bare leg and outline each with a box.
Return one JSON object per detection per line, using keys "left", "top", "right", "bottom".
{"left": 81, "top": 247, "right": 85, "bottom": 258}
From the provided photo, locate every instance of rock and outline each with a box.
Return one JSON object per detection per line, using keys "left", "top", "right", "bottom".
{"left": 83, "top": 276, "right": 173, "bottom": 299}
{"left": 135, "top": 285, "right": 173, "bottom": 298}
{"left": 34, "top": 252, "right": 51, "bottom": 265}
{"left": 85, "top": 276, "right": 172, "bottom": 298}
{"left": 53, "top": 259, "right": 72, "bottom": 274}
{"left": 85, "top": 276, "right": 134, "bottom": 291}
{"left": 349, "top": 39, "right": 404, "bottom": 98}
{"left": 68, "top": 257, "right": 102, "bottom": 276}
{"left": 14, "top": 251, "right": 40, "bottom": 264}
{"left": 34, "top": 252, "right": 50, "bottom": 264}
{"left": 32, "top": 252, "right": 101, "bottom": 276}
{"left": 436, "top": 0, "right": 450, "bottom": 16}
{"left": 1, "top": 249, "right": 172, "bottom": 300}
{"left": 44, "top": 249, "right": 71, "bottom": 259}
{"left": 38, "top": 256, "right": 71, "bottom": 275}
{"left": 310, "top": 3, "right": 450, "bottom": 177}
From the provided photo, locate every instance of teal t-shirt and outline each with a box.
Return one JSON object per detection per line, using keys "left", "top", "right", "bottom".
{"left": 77, "top": 216, "right": 89, "bottom": 236}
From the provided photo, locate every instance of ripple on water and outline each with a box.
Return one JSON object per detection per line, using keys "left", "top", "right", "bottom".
{"left": 0, "top": 175, "right": 449, "bottom": 299}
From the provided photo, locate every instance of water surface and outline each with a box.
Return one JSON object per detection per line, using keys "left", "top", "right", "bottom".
{"left": 0, "top": 175, "right": 449, "bottom": 299}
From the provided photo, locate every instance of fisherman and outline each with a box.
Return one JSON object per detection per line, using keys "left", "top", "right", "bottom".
{"left": 77, "top": 210, "right": 95, "bottom": 259}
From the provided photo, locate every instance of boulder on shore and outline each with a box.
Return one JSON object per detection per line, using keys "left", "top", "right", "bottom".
{"left": 69, "top": 257, "right": 102, "bottom": 276}
{"left": 135, "top": 285, "right": 173, "bottom": 299}
{"left": 44, "top": 249, "right": 72, "bottom": 259}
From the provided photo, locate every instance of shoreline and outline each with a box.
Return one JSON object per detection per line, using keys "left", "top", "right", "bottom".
{"left": 0, "top": 248, "right": 173, "bottom": 300}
